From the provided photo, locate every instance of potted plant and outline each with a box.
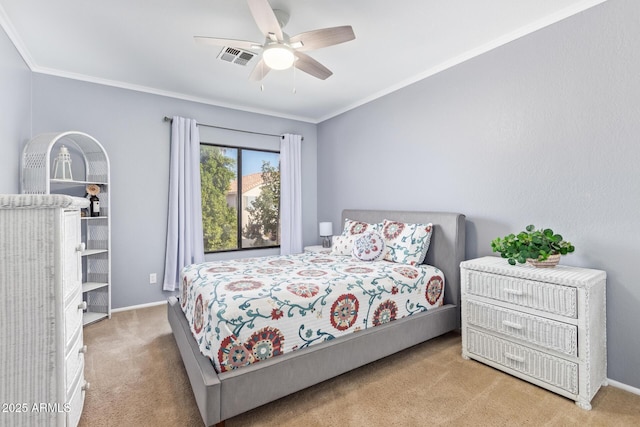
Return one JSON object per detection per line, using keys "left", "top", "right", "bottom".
{"left": 490, "top": 224, "right": 575, "bottom": 267}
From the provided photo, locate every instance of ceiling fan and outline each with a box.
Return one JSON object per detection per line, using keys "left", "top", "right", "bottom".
{"left": 194, "top": 0, "right": 355, "bottom": 81}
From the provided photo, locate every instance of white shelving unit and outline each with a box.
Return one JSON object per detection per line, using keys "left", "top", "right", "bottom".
{"left": 21, "top": 131, "right": 111, "bottom": 325}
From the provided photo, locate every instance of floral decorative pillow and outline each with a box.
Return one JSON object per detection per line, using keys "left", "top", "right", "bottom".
{"left": 381, "top": 220, "right": 433, "bottom": 265}
{"left": 331, "top": 234, "right": 357, "bottom": 256}
{"left": 352, "top": 231, "right": 386, "bottom": 261}
{"left": 342, "top": 218, "right": 381, "bottom": 236}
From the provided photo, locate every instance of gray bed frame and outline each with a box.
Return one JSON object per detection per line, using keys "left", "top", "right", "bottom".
{"left": 168, "top": 209, "right": 466, "bottom": 426}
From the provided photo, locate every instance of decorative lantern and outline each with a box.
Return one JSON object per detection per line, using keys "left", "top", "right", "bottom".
{"left": 52, "top": 145, "right": 73, "bottom": 180}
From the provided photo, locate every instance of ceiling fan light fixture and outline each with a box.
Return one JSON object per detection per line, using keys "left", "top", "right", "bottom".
{"left": 263, "top": 44, "right": 295, "bottom": 70}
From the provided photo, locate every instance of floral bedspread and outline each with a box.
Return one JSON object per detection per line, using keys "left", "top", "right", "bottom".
{"left": 179, "top": 252, "right": 445, "bottom": 373}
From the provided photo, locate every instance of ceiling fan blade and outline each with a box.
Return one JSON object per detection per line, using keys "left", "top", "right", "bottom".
{"left": 289, "top": 26, "right": 355, "bottom": 52}
{"left": 194, "top": 36, "right": 262, "bottom": 51}
{"left": 294, "top": 51, "right": 333, "bottom": 80}
{"left": 249, "top": 58, "right": 271, "bottom": 81}
{"left": 247, "top": 0, "right": 283, "bottom": 41}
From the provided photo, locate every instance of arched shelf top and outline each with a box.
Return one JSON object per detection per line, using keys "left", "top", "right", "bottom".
{"left": 21, "top": 131, "right": 110, "bottom": 194}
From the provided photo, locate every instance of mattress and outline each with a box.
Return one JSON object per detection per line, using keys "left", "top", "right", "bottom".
{"left": 180, "top": 252, "right": 445, "bottom": 373}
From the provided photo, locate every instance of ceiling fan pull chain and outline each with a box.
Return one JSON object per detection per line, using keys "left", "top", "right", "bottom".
{"left": 292, "top": 65, "right": 297, "bottom": 94}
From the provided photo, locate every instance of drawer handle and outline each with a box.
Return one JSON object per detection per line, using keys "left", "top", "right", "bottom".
{"left": 79, "top": 345, "right": 88, "bottom": 354}
{"left": 78, "top": 301, "right": 87, "bottom": 311}
{"left": 502, "top": 320, "right": 524, "bottom": 330}
{"left": 82, "top": 381, "right": 90, "bottom": 391}
{"left": 504, "top": 288, "right": 524, "bottom": 296}
{"left": 76, "top": 243, "right": 86, "bottom": 252}
{"left": 504, "top": 352, "right": 525, "bottom": 363}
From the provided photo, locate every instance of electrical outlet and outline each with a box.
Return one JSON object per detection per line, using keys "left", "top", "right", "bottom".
{"left": 149, "top": 273, "right": 157, "bottom": 284}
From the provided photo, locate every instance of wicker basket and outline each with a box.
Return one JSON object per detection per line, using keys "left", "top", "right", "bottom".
{"left": 526, "top": 253, "right": 561, "bottom": 268}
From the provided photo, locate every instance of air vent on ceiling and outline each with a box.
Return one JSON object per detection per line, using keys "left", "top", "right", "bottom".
{"left": 217, "top": 47, "right": 256, "bottom": 66}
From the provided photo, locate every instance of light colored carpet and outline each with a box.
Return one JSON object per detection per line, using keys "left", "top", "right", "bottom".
{"left": 79, "top": 304, "right": 640, "bottom": 427}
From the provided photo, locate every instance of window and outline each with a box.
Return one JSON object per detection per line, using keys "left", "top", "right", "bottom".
{"left": 200, "top": 143, "right": 280, "bottom": 253}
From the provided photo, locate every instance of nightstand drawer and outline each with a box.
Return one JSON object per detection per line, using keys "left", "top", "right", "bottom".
{"left": 465, "top": 300, "right": 578, "bottom": 357}
{"left": 466, "top": 328, "right": 578, "bottom": 394}
{"left": 464, "top": 270, "right": 577, "bottom": 318}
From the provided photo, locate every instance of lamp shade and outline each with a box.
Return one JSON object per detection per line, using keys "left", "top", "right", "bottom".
{"left": 319, "top": 222, "right": 333, "bottom": 236}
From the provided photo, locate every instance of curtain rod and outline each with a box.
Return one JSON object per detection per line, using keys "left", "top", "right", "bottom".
{"left": 163, "top": 116, "right": 302, "bottom": 140}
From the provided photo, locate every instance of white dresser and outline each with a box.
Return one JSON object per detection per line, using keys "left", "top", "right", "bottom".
{"left": 0, "top": 195, "right": 90, "bottom": 426}
{"left": 460, "top": 256, "right": 607, "bottom": 410}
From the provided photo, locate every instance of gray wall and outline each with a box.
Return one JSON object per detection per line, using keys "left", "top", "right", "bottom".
{"left": 26, "top": 75, "right": 317, "bottom": 309}
{"left": 318, "top": 0, "right": 640, "bottom": 388}
{"left": 0, "top": 26, "right": 31, "bottom": 193}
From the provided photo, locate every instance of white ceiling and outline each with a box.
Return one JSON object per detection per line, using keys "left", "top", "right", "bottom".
{"left": 0, "top": 0, "right": 605, "bottom": 123}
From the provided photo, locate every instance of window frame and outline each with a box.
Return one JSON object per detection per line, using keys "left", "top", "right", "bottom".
{"left": 200, "top": 141, "right": 281, "bottom": 254}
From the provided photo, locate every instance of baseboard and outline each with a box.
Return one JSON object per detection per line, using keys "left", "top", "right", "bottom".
{"left": 111, "top": 299, "right": 167, "bottom": 313}
{"left": 608, "top": 378, "right": 640, "bottom": 396}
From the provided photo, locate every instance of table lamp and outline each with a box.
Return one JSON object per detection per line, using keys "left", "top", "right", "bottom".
{"left": 319, "top": 222, "right": 333, "bottom": 248}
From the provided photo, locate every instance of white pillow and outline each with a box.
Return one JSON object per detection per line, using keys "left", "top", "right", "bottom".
{"left": 381, "top": 220, "right": 433, "bottom": 265}
{"left": 342, "top": 218, "right": 381, "bottom": 236}
{"left": 352, "top": 231, "right": 386, "bottom": 261}
{"left": 331, "top": 234, "right": 356, "bottom": 256}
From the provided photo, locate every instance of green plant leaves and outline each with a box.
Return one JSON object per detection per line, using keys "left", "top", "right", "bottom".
{"left": 490, "top": 224, "right": 575, "bottom": 264}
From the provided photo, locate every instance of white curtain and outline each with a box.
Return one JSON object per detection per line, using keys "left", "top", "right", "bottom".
{"left": 280, "top": 134, "right": 303, "bottom": 254}
{"left": 163, "top": 116, "right": 205, "bottom": 291}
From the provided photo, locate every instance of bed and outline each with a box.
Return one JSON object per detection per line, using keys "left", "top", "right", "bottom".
{"left": 168, "top": 209, "right": 466, "bottom": 426}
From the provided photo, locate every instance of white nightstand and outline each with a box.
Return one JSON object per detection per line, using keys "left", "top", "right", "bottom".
{"left": 304, "top": 245, "right": 332, "bottom": 254}
{"left": 460, "top": 256, "right": 607, "bottom": 410}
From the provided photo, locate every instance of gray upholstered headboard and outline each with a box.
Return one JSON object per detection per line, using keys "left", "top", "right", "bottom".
{"left": 341, "top": 209, "right": 466, "bottom": 308}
